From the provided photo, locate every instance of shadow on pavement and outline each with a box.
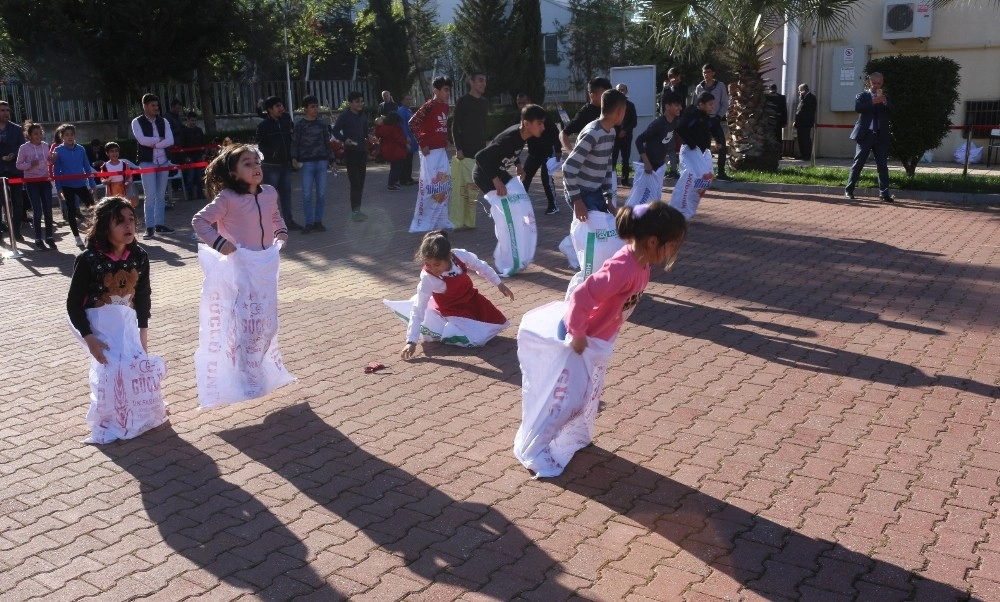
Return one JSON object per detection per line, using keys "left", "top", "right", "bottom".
{"left": 101, "top": 425, "right": 343, "bottom": 600}
{"left": 639, "top": 295, "right": 997, "bottom": 399}
{"left": 218, "top": 403, "right": 575, "bottom": 601}
{"left": 554, "top": 445, "right": 979, "bottom": 602}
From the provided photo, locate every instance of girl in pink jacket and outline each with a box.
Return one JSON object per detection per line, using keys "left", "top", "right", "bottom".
{"left": 192, "top": 144, "right": 288, "bottom": 252}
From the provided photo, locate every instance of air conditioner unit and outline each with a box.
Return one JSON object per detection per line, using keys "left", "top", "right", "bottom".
{"left": 883, "top": 1, "right": 932, "bottom": 40}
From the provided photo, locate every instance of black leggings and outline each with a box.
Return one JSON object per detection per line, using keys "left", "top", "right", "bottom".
{"left": 521, "top": 153, "right": 556, "bottom": 209}
{"left": 61, "top": 186, "right": 94, "bottom": 237}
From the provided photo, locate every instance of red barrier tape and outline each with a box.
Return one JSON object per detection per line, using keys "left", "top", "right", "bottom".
{"left": 4, "top": 161, "right": 210, "bottom": 185}
{"left": 817, "top": 123, "right": 999, "bottom": 131}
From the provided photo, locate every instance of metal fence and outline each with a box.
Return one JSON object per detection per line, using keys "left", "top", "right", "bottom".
{"left": 0, "top": 79, "right": 376, "bottom": 123}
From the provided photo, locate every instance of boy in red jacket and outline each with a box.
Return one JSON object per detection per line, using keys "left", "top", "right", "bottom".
{"left": 375, "top": 113, "right": 409, "bottom": 190}
{"left": 408, "top": 76, "right": 452, "bottom": 155}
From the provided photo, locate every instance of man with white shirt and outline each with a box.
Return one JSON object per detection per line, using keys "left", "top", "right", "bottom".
{"left": 131, "top": 93, "right": 175, "bottom": 239}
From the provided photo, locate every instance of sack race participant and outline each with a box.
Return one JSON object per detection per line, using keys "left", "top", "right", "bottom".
{"left": 408, "top": 76, "right": 455, "bottom": 233}
{"left": 513, "top": 202, "right": 687, "bottom": 477}
{"left": 624, "top": 161, "right": 666, "bottom": 207}
{"left": 66, "top": 197, "right": 168, "bottom": 444}
{"left": 192, "top": 144, "right": 294, "bottom": 408}
{"left": 669, "top": 146, "right": 713, "bottom": 220}
{"left": 409, "top": 148, "right": 454, "bottom": 233}
{"left": 450, "top": 155, "right": 479, "bottom": 228}
{"left": 484, "top": 178, "right": 537, "bottom": 277}
{"left": 471, "top": 105, "right": 548, "bottom": 276}
{"left": 394, "top": 230, "right": 515, "bottom": 359}
{"left": 564, "top": 209, "right": 624, "bottom": 298}
{"left": 671, "top": 91, "right": 718, "bottom": 220}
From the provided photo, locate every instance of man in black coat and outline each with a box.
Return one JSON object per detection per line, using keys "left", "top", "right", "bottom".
{"left": 793, "top": 84, "right": 817, "bottom": 161}
{"left": 765, "top": 84, "right": 788, "bottom": 150}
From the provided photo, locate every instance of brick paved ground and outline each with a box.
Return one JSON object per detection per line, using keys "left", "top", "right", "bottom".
{"left": 1, "top": 164, "right": 998, "bottom": 601}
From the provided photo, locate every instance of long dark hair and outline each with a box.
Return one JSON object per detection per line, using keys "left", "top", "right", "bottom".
{"left": 85, "top": 196, "right": 139, "bottom": 253}
{"left": 204, "top": 143, "right": 262, "bottom": 198}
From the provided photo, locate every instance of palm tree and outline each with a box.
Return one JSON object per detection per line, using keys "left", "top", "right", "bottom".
{"left": 649, "top": 0, "right": 861, "bottom": 171}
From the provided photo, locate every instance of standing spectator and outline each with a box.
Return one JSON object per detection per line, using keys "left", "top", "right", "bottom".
{"left": 256, "top": 96, "right": 300, "bottom": 229}
{"left": 661, "top": 68, "right": 688, "bottom": 178}
{"left": 560, "top": 77, "right": 612, "bottom": 150}
{"left": 397, "top": 95, "right": 418, "bottom": 186}
{"left": 178, "top": 112, "right": 207, "bottom": 199}
{"left": 765, "top": 84, "right": 788, "bottom": 150}
{"left": 451, "top": 72, "right": 490, "bottom": 230}
{"left": 52, "top": 123, "right": 97, "bottom": 248}
{"left": 375, "top": 113, "right": 408, "bottom": 191}
{"left": 16, "top": 122, "right": 54, "bottom": 250}
{"left": 378, "top": 91, "right": 398, "bottom": 117}
{"left": 292, "top": 95, "right": 333, "bottom": 233}
{"left": 845, "top": 73, "right": 894, "bottom": 203}
{"left": 331, "top": 91, "right": 370, "bottom": 222}
{"left": 793, "top": 83, "right": 818, "bottom": 161}
{"left": 612, "top": 83, "right": 638, "bottom": 187}
{"left": 694, "top": 64, "right": 732, "bottom": 180}
{"left": 0, "top": 100, "right": 26, "bottom": 245}
{"left": 86, "top": 138, "right": 107, "bottom": 169}
{"left": 131, "top": 93, "right": 174, "bottom": 239}
{"left": 516, "top": 93, "right": 562, "bottom": 215}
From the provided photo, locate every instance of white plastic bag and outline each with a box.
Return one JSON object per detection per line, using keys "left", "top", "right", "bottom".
{"left": 565, "top": 210, "right": 625, "bottom": 298}
{"left": 68, "top": 305, "right": 169, "bottom": 444}
{"left": 195, "top": 244, "right": 294, "bottom": 409}
{"left": 410, "top": 148, "right": 455, "bottom": 232}
{"left": 383, "top": 297, "right": 509, "bottom": 347}
{"left": 624, "top": 162, "right": 666, "bottom": 207}
{"left": 512, "top": 301, "right": 616, "bottom": 478}
{"left": 669, "top": 146, "right": 714, "bottom": 219}
{"left": 953, "top": 141, "right": 983, "bottom": 164}
{"left": 485, "top": 178, "right": 537, "bottom": 277}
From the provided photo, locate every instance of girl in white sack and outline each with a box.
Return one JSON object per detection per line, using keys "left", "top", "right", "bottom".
{"left": 400, "top": 230, "right": 515, "bottom": 359}
{"left": 514, "top": 202, "right": 687, "bottom": 476}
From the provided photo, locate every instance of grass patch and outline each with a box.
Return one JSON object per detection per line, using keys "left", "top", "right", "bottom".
{"left": 732, "top": 166, "right": 1000, "bottom": 195}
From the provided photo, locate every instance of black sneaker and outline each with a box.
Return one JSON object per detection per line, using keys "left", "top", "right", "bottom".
{"left": 881, "top": 194, "right": 895, "bottom": 203}
{"left": 34, "top": 240, "right": 47, "bottom": 251}
{"left": 143, "top": 228, "right": 155, "bottom": 239}
{"left": 301, "top": 224, "right": 314, "bottom": 234}
{"left": 46, "top": 239, "right": 57, "bottom": 250}
{"left": 286, "top": 220, "right": 304, "bottom": 231}
{"left": 545, "top": 206, "right": 560, "bottom": 215}
{"left": 155, "top": 225, "right": 175, "bottom": 233}
{"left": 844, "top": 190, "right": 856, "bottom": 201}
{"left": 313, "top": 222, "right": 327, "bottom": 232}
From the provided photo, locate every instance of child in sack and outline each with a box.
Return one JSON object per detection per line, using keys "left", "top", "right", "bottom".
{"left": 66, "top": 196, "right": 168, "bottom": 443}
{"left": 400, "top": 230, "right": 514, "bottom": 359}
{"left": 513, "top": 202, "right": 687, "bottom": 477}
{"left": 671, "top": 92, "right": 716, "bottom": 219}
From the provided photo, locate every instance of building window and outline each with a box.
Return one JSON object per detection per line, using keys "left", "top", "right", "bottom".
{"left": 544, "top": 34, "right": 559, "bottom": 65}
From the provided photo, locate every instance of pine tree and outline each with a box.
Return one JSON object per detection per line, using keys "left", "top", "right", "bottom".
{"left": 508, "top": 0, "right": 545, "bottom": 102}
{"left": 453, "top": 0, "right": 509, "bottom": 91}
{"left": 355, "top": 0, "right": 413, "bottom": 101}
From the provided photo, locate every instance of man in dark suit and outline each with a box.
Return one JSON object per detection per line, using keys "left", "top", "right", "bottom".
{"left": 765, "top": 84, "right": 787, "bottom": 149}
{"left": 793, "top": 84, "right": 817, "bottom": 160}
{"left": 844, "top": 72, "right": 894, "bottom": 203}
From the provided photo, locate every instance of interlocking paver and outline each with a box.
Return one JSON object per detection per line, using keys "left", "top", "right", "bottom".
{"left": 2, "top": 164, "right": 998, "bottom": 600}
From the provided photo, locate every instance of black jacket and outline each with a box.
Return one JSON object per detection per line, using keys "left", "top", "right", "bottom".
{"left": 676, "top": 105, "right": 712, "bottom": 152}
{"left": 256, "top": 113, "right": 293, "bottom": 165}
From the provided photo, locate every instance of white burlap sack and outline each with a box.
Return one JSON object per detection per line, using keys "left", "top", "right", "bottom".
{"left": 624, "top": 162, "right": 666, "bottom": 207}
{"left": 485, "top": 178, "right": 537, "bottom": 277}
{"left": 669, "top": 146, "right": 714, "bottom": 219}
{"left": 565, "top": 210, "right": 625, "bottom": 298}
{"left": 383, "top": 297, "right": 509, "bottom": 347}
{"left": 68, "top": 305, "right": 169, "bottom": 444}
{"left": 409, "top": 148, "right": 455, "bottom": 232}
{"left": 512, "top": 301, "right": 615, "bottom": 478}
{"left": 195, "top": 244, "right": 294, "bottom": 409}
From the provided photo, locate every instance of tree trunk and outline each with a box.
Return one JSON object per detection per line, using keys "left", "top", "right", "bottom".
{"left": 400, "top": 0, "right": 430, "bottom": 98}
{"left": 728, "top": 67, "right": 780, "bottom": 172}
{"left": 197, "top": 62, "right": 217, "bottom": 134}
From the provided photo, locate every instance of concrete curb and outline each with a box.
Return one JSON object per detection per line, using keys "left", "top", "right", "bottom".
{"left": 709, "top": 180, "right": 1000, "bottom": 205}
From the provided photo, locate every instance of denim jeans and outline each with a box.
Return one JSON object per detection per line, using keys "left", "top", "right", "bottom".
{"left": 262, "top": 163, "right": 293, "bottom": 223}
{"left": 299, "top": 160, "right": 327, "bottom": 225}
{"left": 139, "top": 162, "right": 169, "bottom": 228}
{"left": 564, "top": 188, "right": 610, "bottom": 213}
{"left": 183, "top": 165, "right": 205, "bottom": 198}
{"left": 24, "top": 181, "right": 54, "bottom": 241}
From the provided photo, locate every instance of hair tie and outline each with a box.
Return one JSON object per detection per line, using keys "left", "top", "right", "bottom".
{"left": 633, "top": 203, "right": 650, "bottom": 218}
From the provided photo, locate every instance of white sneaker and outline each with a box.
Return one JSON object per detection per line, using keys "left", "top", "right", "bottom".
{"left": 74, "top": 235, "right": 85, "bottom": 248}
